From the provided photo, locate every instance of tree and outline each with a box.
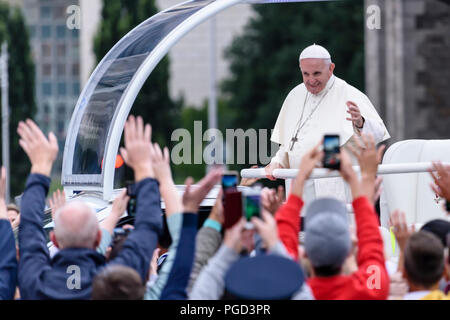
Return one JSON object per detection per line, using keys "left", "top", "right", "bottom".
{"left": 222, "top": 0, "right": 365, "bottom": 134}
{"left": 93, "top": 0, "right": 181, "bottom": 147}
{"left": 0, "top": 3, "right": 36, "bottom": 199}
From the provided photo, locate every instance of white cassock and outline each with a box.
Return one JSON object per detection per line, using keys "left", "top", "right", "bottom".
{"left": 270, "top": 74, "right": 390, "bottom": 205}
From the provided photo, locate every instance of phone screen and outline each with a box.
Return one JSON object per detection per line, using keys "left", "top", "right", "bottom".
{"left": 323, "top": 134, "right": 340, "bottom": 170}
{"left": 222, "top": 174, "right": 238, "bottom": 192}
{"left": 243, "top": 194, "right": 261, "bottom": 221}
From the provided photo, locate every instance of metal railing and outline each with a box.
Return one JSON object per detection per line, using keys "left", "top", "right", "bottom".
{"left": 240, "top": 162, "right": 450, "bottom": 180}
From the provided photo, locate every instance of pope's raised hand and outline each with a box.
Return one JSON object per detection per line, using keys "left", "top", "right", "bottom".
{"left": 346, "top": 101, "right": 364, "bottom": 128}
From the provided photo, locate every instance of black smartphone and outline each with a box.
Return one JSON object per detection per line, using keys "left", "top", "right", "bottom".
{"left": 222, "top": 172, "right": 238, "bottom": 193}
{"left": 323, "top": 134, "right": 341, "bottom": 170}
{"left": 446, "top": 199, "right": 450, "bottom": 212}
{"left": 126, "top": 184, "right": 137, "bottom": 217}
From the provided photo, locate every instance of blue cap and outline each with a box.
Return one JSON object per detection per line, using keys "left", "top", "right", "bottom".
{"left": 304, "top": 197, "right": 351, "bottom": 268}
{"left": 224, "top": 255, "right": 304, "bottom": 300}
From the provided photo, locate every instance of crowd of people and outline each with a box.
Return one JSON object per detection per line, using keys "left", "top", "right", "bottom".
{"left": 0, "top": 116, "right": 449, "bottom": 300}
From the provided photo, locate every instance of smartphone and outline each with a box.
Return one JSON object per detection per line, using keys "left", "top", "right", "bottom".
{"left": 126, "top": 184, "right": 137, "bottom": 217}
{"left": 223, "top": 190, "right": 243, "bottom": 229}
{"left": 242, "top": 187, "right": 262, "bottom": 229}
{"left": 323, "top": 134, "right": 341, "bottom": 170}
{"left": 222, "top": 172, "right": 239, "bottom": 193}
{"left": 446, "top": 199, "right": 450, "bottom": 212}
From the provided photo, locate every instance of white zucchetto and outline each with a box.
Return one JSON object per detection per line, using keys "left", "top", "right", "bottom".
{"left": 299, "top": 44, "right": 331, "bottom": 60}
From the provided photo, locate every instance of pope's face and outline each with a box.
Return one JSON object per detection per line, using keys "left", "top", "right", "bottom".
{"left": 300, "top": 58, "right": 335, "bottom": 95}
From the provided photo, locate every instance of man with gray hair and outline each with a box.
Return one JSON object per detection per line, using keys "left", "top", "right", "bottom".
{"left": 17, "top": 116, "right": 163, "bottom": 299}
{"left": 265, "top": 44, "right": 390, "bottom": 203}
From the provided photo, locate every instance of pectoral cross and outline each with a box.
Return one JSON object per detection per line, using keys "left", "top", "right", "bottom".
{"left": 289, "top": 136, "right": 298, "bottom": 151}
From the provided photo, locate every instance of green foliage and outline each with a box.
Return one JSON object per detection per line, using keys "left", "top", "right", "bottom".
{"left": 0, "top": 4, "right": 36, "bottom": 199}
{"left": 171, "top": 99, "right": 237, "bottom": 184}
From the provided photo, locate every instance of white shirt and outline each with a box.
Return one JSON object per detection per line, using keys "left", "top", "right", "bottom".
{"left": 270, "top": 75, "right": 390, "bottom": 203}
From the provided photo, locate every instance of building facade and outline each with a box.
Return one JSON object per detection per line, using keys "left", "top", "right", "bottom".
{"left": 365, "top": 0, "right": 450, "bottom": 143}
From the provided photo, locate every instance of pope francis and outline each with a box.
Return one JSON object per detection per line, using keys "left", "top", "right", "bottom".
{"left": 265, "top": 44, "right": 390, "bottom": 203}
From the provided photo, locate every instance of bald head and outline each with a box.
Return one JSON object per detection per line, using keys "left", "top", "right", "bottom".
{"left": 53, "top": 201, "right": 100, "bottom": 249}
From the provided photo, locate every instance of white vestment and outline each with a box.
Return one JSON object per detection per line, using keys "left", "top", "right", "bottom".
{"left": 270, "top": 74, "right": 390, "bottom": 205}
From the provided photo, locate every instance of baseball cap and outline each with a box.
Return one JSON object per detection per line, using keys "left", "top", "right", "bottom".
{"left": 304, "top": 197, "right": 351, "bottom": 268}
{"left": 224, "top": 255, "right": 305, "bottom": 300}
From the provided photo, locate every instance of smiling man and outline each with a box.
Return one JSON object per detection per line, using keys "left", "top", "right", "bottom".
{"left": 265, "top": 44, "right": 390, "bottom": 203}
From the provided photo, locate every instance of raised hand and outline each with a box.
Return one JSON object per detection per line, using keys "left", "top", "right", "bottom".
{"left": 150, "top": 142, "right": 182, "bottom": 216}
{"left": 100, "top": 190, "right": 130, "bottom": 234}
{"left": 149, "top": 248, "right": 161, "bottom": 278}
{"left": 119, "top": 115, "right": 154, "bottom": 181}
{"left": 346, "top": 101, "right": 364, "bottom": 128}
{"left": 373, "top": 176, "right": 383, "bottom": 204}
{"left": 182, "top": 167, "right": 223, "bottom": 213}
{"left": 251, "top": 209, "right": 279, "bottom": 250}
{"left": 429, "top": 161, "right": 450, "bottom": 201}
{"left": 338, "top": 148, "right": 358, "bottom": 184}
{"left": 261, "top": 186, "right": 285, "bottom": 215}
{"left": 298, "top": 140, "right": 324, "bottom": 180}
{"left": 17, "top": 119, "right": 58, "bottom": 176}
{"left": 223, "top": 217, "right": 246, "bottom": 253}
{"left": 389, "top": 210, "right": 414, "bottom": 252}
{"left": 345, "top": 134, "right": 385, "bottom": 201}
{"left": 291, "top": 141, "right": 324, "bottom": 197}
{"left": 150, "top": 142, "right": 172, "bottom": 186}
{"left": 49, "top": 189, "right": 66, "bottom": 221}
{"left": 208, "top": 189, "right": 224, "bottom": 224}
{"left": 347, "top": 134, "right": 385, "bottom": 179}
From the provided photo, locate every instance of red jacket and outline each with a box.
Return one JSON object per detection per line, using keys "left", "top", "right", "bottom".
{"left": 275, "top": 194, "right": 389, "bottom": 300}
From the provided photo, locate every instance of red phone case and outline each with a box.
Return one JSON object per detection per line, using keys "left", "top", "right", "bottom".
{"left": 223, "top": 190, "right": 243, "bottom": 229}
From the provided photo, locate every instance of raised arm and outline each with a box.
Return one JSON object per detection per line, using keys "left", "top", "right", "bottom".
{"left": 16, "top": 120, "right": 59, "bottom": 298}
{"left": 345, "top": 134, "right": 385, "bottom": 203}
{"left": 150, "top": 143, "right": 182, "bottom": 217}
{"left": 160, "top": 168, "right": 222, "bottom": 300}
{"left": 0, "top": 167, "right": 18, "bottom": 300}
{"left": 110, "top": 116, "right": 162, "bottom": 282}
{"left": 339, "top": 134, "right": 389, "bottom": 299}
{"left": 275, "top": 141, "right": 323, "bottom": 260}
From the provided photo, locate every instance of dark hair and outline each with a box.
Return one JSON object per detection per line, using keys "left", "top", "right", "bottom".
{"left": 420, "top": 219, "right": 450, "bottom": 247}
{"left": 92, "top": 265, "right": 145, "bottom": 300}
{"left": 404, "top": 231, "right": 444, "bottom": 289}
{"left": 312, "top": 265, "right": 341, "bottom": 277}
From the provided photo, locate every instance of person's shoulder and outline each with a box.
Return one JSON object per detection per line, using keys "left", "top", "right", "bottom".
{"left": 284, "top": 83, "right": 305, "bottom": 100}
{"left": 336, "top": 76, "right": 367, "bottom": 98}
